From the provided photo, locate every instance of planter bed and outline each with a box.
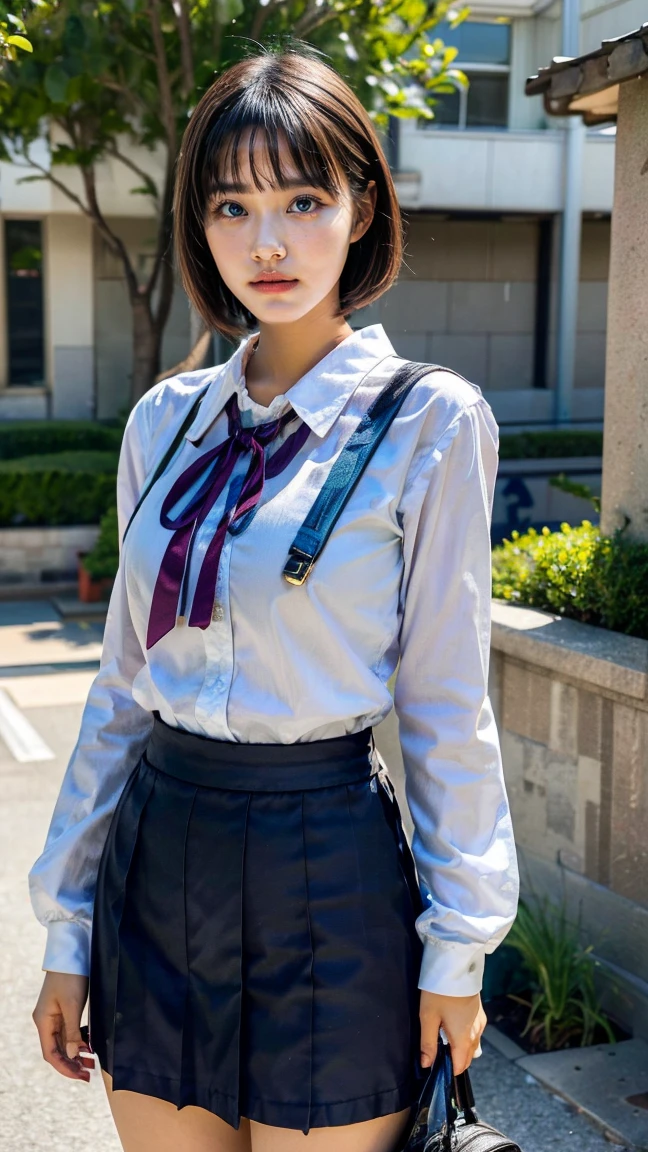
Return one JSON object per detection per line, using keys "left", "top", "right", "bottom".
{"left": 0, "top": 524, "right": 100, "bottom": 586}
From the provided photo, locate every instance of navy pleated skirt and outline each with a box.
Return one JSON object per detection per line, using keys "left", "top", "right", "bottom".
{"left": 88, "top": 712, "right": 425, "bottom": 1133}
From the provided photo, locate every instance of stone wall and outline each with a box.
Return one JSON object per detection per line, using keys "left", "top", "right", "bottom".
{"left": 374, "top": 600, "right": 648, "bottom": 1039}
{"left": 0, "top": 525, "right": 99, "bottom": 586}
{"left": 489, "top": 600, "right": 648, "bottom": 1038}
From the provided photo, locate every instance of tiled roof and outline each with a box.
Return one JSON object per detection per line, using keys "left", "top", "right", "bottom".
{"left": 525, "top": 22, "right": 648, "bottom": 124}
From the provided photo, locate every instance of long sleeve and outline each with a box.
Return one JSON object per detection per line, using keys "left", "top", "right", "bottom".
{"left": 393, "top": 395, "right": 519, "bottom": 998}
{"left": 28, "top": 399, "right": 155, "bottom": 977}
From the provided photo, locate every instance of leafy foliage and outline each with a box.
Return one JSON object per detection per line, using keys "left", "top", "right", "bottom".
{"left": 0, "top": 0, "right": 469, "bottom": 399}
{"left": 506, "top": 896, "right": 616, "bottom": 1051}
{"left": 0, "top": 419, "right": 122, "bottom": 460}
{"left": 498, "top": 430, "right": 603, "bottom": 460}
{"left": 0, "top": 450, "right": 118, "bottom": 525}
{"left": 492, "top": 520, "right": 648, "bottom": 640}
{"left": 548, "top": 472, "right": 600, "bottom": 514}
{"left": 0, "top": 4, "right": 32, "bottom": 60}
{"left": 82, "top": 503, "right": 119, "bottom": 579}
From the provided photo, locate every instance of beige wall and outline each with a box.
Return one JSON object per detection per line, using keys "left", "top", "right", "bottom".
{"left": 94, "top": 219, "right": 192, "bottom": 420}
{"left": 0, "top": 210, "right": 611, "bottom": 423}
{"left": 356, "top": 215, "right": 610, "bottom": 396}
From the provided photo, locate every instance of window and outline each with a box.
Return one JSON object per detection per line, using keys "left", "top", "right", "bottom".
{"left": 4, "top": 219, "right": 45, "bottom": 386}
{"left": 421, "top": 20, "right": 511, "bottom": 130}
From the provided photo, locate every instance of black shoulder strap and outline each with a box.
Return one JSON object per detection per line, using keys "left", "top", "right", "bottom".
{"left": 121, "top": 383, "right": 211, "bottom": 546}
{"left": 282, "top": 360, "right": 443, "bottom": 585}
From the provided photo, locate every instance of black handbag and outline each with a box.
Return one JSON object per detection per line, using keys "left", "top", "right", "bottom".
{"left": 399, "top": 1038, "right": 522, "bottom": 1152}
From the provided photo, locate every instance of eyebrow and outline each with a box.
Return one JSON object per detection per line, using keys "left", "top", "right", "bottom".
{"left": 212, "top": 178, "right": 325, "bottom": 195}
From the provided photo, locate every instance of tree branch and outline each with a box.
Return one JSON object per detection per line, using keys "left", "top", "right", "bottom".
{"left": 293, "top": 2, "right": 339, "bottom": 38}
{"left": 105, "top": 140, "right": 160, "bottom": 202}
{"left": 98, "top": 77, "right": 147, "bottom": 116}
{"left": 79, "top": 163, "right": 140, "bottom": 298}
{"left": 172, "top": 0, "right": 194, "bottom": 97}
{"left": 150, "top": 220, "right": 175, "bottom": 330}
{"left": 155, "top": 326, "right": 211, "bottom": 384}
{"left": 14, "top": 150, "right": 90, "bottom": 217}
{"left": 149, "top": 0, "right": 178, "bottom": 156}
{"left": 250, "top": 0, "right": 282, "bottom": 41}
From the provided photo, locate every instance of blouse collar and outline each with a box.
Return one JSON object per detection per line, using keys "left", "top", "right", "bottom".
{"left": 185, "top": 323, "right": 398, "bottom": 444}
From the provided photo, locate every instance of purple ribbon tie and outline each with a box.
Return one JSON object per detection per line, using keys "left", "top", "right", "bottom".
{"left": 146, "top": 392, "right": 312, "bottom": 650}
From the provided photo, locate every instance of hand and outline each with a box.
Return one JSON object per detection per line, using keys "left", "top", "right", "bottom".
{"left": 419, "top": 990, "right": 487, "bottom": 1076}
{"left": 32, "top": 971, "right": 95, "bottom": 1081}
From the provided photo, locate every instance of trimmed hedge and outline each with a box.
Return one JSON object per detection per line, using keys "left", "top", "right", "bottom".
{"left": 498, "top": 430, "right": 602, "bottom": 460}
{"left": 492, "top": 520, "right": 648, "bottom": 641}
{"left": 0, "top": 420, "right": 123, "bottom": 461}
{"left": 83, "top": 505, "right": 119, "bottom": 580}
{"left": 0, "top": 421, "right": 603, "bottom": 465}
{"left": 0, "top": 451, "right": 118, "bottom": 527}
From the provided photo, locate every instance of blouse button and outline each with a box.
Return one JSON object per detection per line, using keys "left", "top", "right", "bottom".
{"left": 212, "top": 601, "right": 225, "bottom": 622}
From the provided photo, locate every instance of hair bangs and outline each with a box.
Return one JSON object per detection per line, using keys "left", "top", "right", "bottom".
{"left": 200, "top": 96, "right": 345, "bottom": 210}
{"left": 174, "top": 47, "right": 403, "bottom": 340}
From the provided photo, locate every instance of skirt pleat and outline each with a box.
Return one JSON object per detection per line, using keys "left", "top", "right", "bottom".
{"left": 181, "top": 784, "right": 251, "bottom": 1120}
{"left": 89, "top": 728, "right": 425, "bottom": 1134}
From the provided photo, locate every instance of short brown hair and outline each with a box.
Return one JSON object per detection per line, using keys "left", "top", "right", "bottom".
{"left": 173, "top": 45, "right": 403, "bottom": 340}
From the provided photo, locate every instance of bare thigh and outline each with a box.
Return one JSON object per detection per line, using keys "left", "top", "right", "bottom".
{"left": 250, "top": 1107, "right": 413, "bottom": 1152}
{"left": 101, "top": 1069, "right": 252, "bottom": 1152}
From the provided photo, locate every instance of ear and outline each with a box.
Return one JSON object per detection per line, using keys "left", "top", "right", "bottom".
{"left": 350, "top": 180, "right": 377, "bottom": 244}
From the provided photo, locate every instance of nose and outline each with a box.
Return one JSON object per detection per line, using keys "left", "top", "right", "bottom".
{"left": 251, "top": 213, "right": 287, "bottom": 263}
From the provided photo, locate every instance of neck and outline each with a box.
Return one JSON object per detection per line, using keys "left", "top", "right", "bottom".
{"left": 244, "top": 297, "right": 354, "bottom": 408}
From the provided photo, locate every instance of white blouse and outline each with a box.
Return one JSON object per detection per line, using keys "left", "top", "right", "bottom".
{"left": 28, "top": 322, "right": 519, "bottom": 996}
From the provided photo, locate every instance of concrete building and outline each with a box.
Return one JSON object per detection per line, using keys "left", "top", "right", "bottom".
{"left": 0, "top": 0, "right": 643, "bottom": 428}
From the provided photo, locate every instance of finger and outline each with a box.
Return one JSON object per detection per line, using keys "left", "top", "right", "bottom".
{"left": 60, "top": 1001, "right": 93, "bottom": 1080}
{"left": 33, "top": 1008, "right": 90, "bottom": 1081}
{"left": 450, "top": 1038, "right": 482, "bottom": 1076}
{"left": 419, "top": 1014, "right": 442, "bottom": 1069}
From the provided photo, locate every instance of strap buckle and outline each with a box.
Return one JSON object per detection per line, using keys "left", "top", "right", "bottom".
{"left": 282, "top": 546, "right": 315, "bottom": 585}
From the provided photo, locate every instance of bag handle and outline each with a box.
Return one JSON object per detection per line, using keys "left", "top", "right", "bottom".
{"left": 282, "top": 359, "right": 442, "bottom": 585}
{"left": 435, "top": 1038, "right": 479, "bottom": 1133}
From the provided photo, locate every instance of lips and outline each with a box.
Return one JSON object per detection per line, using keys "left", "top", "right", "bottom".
{"left": 251, "top": 275, "right": 298, "bottom": 283}
{"left": 249, "top": 277, "right": 299, "bottom": 294}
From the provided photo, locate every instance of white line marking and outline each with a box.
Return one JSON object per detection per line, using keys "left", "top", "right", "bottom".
{"left": 0, "top": 687, "right": 56, "bottom": 762}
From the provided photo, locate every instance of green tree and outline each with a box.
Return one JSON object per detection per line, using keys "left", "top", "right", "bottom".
{"left": 0, "top": 0, "right": 467, "bottom": 406}
{"left": 0, "top": 4, "right": 32, "bottom": 58}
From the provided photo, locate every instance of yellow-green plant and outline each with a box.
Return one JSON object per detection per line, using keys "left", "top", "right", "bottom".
{"left": 492, "top": 519, "right": 648, "bottom": 640}
{"left": 492, "top": 520, "right": 600, "bottom": 616}
{"left": 507, "top": 896, "right": 616, "bottom": 1052}
{"left": 0, "top": 7, "right": 32, "bottom": 60}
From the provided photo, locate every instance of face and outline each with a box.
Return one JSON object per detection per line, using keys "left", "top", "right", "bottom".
{"left": 203, "top": 127, "right": 376, "bottom": 325}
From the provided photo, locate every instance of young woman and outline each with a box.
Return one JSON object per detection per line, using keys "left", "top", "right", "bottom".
{"left": 29, "top": 45, "right": 519, "bottom": 1152}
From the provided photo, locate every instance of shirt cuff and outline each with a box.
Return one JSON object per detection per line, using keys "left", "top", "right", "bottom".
{"left": 42, "top": 920, "right": 91, "bottom": 977}
{"left": 418, "top": 938, "right": 486, "bottom": 996}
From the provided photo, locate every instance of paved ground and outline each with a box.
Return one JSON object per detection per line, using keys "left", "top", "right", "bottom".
{"left": 0, "top": 599, "right": 632, "bottom": 1151}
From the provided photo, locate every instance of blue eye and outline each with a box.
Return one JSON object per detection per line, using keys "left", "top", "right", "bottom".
{"left": 292, "top": 196, "right": 321, "bottom": 213}
{"left": 212, "top": 194, "right": 323, "bottom": 219}
{"left": 219, "top": 201, "right": 246, "bottom": 218}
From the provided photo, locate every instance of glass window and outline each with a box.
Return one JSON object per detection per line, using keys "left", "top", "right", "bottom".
{"left": 419, "top": 20, "right": 511, "bottom": 130}
{"left": 434, "top": 19, "right": 511, "bottom": 65}
{"left": 466, "top": 74, "right": 509, "bottom": 128}
{"left": 4, "top": 219, "right": 45, "bottom": 386}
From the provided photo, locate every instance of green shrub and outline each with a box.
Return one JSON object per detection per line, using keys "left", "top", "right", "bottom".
{"left": 498, "top": 430, "right": 603, "bottom": 460}
{"left": 492, "top": 520, "right": 648, "bottom": 640}
{"left": 506, "top": 896, "right": 616, "bottom": 1051}
{"left": 0, "top": 451, "right": 118, "bottom": 527}
{"left": 0, "top": 420, "right": 123, "bottom": 461}
{"left": 83, "top": 505, "right": 119, "bottom": 580}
